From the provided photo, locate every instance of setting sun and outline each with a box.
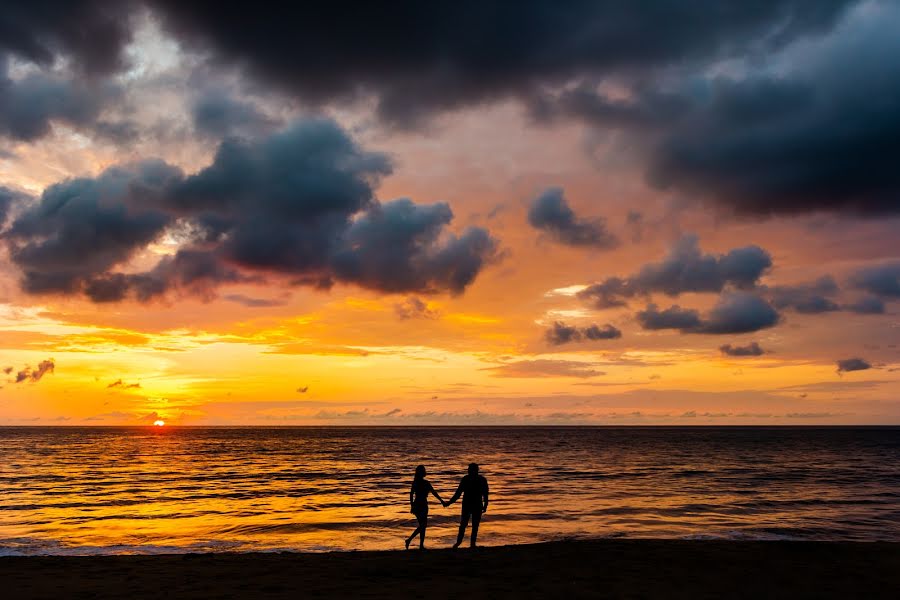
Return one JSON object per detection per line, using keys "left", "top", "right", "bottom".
{"left": 153, "top": 420, "right": 165, "bottom": 427}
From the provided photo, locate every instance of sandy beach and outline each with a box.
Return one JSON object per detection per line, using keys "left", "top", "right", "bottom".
{"left": 3, "top": 539, "right": 899, "bottom": 599}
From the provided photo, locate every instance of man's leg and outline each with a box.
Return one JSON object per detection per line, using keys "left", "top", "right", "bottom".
{"left": 454, "top": 509, "right": 470, "bottom": 548}
{"left": 470, "top": 510, "right": 482, "bottom": 547}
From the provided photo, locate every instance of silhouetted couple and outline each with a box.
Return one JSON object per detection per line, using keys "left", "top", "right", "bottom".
{"left": 405, "top": 463, "right": 489, "bottom": 550}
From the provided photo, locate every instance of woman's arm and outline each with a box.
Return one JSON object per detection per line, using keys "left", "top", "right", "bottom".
{"left": 429, "top": 482, "right": 445, "bottom": 505}
{"left": 409, "top": 483, "right": 415, "bottom": 513}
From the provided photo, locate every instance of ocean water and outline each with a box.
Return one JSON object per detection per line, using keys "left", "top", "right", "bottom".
{"left": 1, "top": 426, "right": 898, "bottom": 555}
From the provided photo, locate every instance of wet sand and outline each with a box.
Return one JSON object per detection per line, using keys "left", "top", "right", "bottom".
{"left": 4, "top": 539, "right": 899, "bottom": 599}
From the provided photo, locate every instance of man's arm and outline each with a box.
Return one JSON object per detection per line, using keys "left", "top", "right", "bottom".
{"left": 446, "top": 479, "right": 464, "bottom": 506}
{"left": 482, "top": 477, "right": 489, "bottom": 512}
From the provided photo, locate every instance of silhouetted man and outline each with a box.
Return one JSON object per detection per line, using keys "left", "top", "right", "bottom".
{"left": 444, "top": 462, "right": 489, "bottom": 548}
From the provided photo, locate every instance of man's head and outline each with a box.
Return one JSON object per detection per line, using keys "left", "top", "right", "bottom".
{"left": 468, "top": 462, "right": 479, "bottom": 476}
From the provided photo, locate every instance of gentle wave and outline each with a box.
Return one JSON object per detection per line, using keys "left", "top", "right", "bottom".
{"left": 1, "top": 426, "right": 899, "bottom": 555}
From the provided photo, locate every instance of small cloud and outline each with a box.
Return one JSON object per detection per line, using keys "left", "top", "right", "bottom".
{"left": 836, "top": 358, "right": 871, "bottom": 374}
{"left": 297, "top": 386, "right": 309, "bottom": 393}
{"left": 719, "top": 342, "right": 765, "bottom": 357}
{"left": 14, "top": 359, "right": 55, "bottom": 383}
{"left": 545, "top": 321, "right": 621, "bottom": 345}
{"left": 223, "top": 294, "right": 287, "bottom": 308}
{"left": 394, "top": 296, "right": 439, "bottom": 320}
{"left": 2, "top": 366, "right": 12, "bottom": 374}
{"left": 485, "top": 359, "right": 605, "bottom": 378}
{"left": 107, "top": 379, "right": 141, "bottom": 389}
{"left": 528, "top": 187, "right": 618, "bottom": 249}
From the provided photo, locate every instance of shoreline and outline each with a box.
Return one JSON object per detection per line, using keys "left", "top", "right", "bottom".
{"left": 4, "top": 539, "right": 899, "bottom": 598}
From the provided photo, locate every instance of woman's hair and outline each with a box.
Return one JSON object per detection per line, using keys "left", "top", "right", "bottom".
{"left": 414, "top": 465, "right": 426, "bottom": 481}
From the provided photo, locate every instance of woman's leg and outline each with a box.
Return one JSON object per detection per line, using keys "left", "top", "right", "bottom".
{"left": 417, "top": 512, "right": 428, "bottom": 548}
{"left": 406, "top": 523, "right": 420, "bottom": 549}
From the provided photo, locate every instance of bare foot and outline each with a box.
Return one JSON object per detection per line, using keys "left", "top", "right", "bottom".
{"left": 405, "top": 537, "right": 411, "bottom": 550}
{"left": 452, "top": 543, "right": 460, "bottom": 549}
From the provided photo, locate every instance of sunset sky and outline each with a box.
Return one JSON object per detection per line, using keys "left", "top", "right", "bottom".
{"left": 1, "top": 1, "right": 898, "bottom": 425}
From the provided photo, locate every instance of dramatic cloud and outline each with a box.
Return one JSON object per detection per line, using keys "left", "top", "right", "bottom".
{"left": 836, "top": 357, "right": 871, "bottom": 374}
{"left": 527, "top": 187, "right": 617, "bottom": 249}
{"left": 578, "top": 235, "right": 771, "bottom": 308}
{"left": 720, "top": 342, "right": 765, "bottom": 357}
{"left": 637, "top": 292, "right": 779, "bottom": 334}
{"left": 545, "top": 321, "right": 621, "bottom": 345}
{"left": 644, "top": 3, "right": 900, "bottom": 216}
{"left": 0, "top": 2, "right": 134, "bottom": 75}
{"left": 768, "top": 276, "right": 840, "bottom": 314}
{"left": 14, "top": 359, "right": 55, "bottom": 383}
{"left": 3, "top": 160, "right": 180, "bottom": 297}
{"left": 843, "top": 296, "right": 885, "bottom": 315}
{"left": 2, "top": 118, "right": 499, "bottom": 301}
{"left": 0, "top": 185, "right": 26, "bottom": 226}
{"left": 850, "top": 262, "right": 900, "bottom": 298}
{"left": 143, "top": 0, "right": 852, "bottom": 126}
{"left": 191, "top": 89, "right": 276, "bottom": 138}
{"left": 0, "top": 57, "right": 127, "bottom": 142}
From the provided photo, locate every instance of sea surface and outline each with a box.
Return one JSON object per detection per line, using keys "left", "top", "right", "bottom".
{"left": 1, "top": 426, "right": 898, "bottom": 555}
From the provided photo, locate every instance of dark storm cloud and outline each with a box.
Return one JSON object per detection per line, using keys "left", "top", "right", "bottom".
{"left": 545, "top": 321, "right": 621, "bottom": 345}
{"left": 720, "top": 342, "right": 765, "bottom": 357}
{"left": 0, "top": 1, "right": 134, "bottom": 75}
{"left": 0, "top": 57, "right": 127, "bottom": 142}
{"left": 768, "top": 275, "right": 841, "bottom": 314}
{"left": 3, "top": 160, "right": 180, "bottom": 296}
{"left": 637, "top": 3, "right": 900, "bottom": 217}
{"left": 192, "top": 90, "right": 276, "bottom": 138}
{"left": 836, "top": 357, "right": 871, "bottom": 374}
{"left": 843, "top": 296, "right": 885, "bottom": 315}
{"left": 527, "top": 187, "right": 618, "bottom": 249}
{"left": 0, "top": 185, "right": 26, "bottom": 226}
{"left": 850, "top": 262, "right": 900, "bottom": 298}
{"left": 578, "top": 235, "right": 771, "bottom": 308}
{"left": 1, "top": 118, "right": 498, "bottom": 301}
{"left": 637, "top": 292, "right": 779, "bottom": 334}
{"left": 144, "top": 0, "right": 852, "bottom": 127}
{"left": 331, "top": 199, "right": 498, "bottom": 295}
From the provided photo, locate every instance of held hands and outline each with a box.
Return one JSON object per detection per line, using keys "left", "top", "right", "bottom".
{"left": 441, "top": 500, "right": 449, "bottom": 507}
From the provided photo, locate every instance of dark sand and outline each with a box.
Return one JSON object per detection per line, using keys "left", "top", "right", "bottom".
{"left": 4, "top": 540, "right": 899, "bottom": 599}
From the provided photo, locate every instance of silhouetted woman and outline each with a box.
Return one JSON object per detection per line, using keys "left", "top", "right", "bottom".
{"left": 405, "top": 465, "right": 445, "bottom": 550}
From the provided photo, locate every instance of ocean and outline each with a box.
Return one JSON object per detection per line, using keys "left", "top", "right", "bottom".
{"left": 1, "top": 426, "right": 898, "bottom": 555}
